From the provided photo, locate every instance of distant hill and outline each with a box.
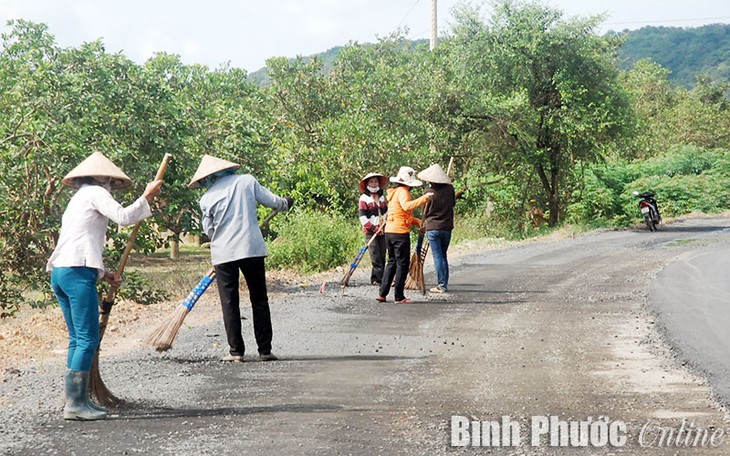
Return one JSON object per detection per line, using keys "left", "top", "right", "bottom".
{"left": 247, "top": 45, "right": 346, "bottom": 87}
{"left": 249, "top": 25, "right": 730, "bottom": 89}
{"left": 616, "top": 23, "right": 730, "bottom": 88}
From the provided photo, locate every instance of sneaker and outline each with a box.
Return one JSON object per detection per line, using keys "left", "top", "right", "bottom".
{"left": 221, "top": 354, "right": 244, "bottom": 362}
{"left": 259, "top": 352, "right": 279, "bottom": 361}
{"left": 430, "top": 286, "right": 446, "bottom": 293}
{"left": 375, "top": 296, "right": 387, "bottom": 302}
{"left": 395, "top": 298, "right": 413, "bottom": 304}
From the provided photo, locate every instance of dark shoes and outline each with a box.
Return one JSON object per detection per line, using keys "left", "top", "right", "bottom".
{"left": 222, "top": 352, "right": 278, "bottom": 362}
{"left": 259, "top": 352, "right": 279, "bottom": 361}
{"left": 221, "top": 354, "right": 244, "bottom": 362}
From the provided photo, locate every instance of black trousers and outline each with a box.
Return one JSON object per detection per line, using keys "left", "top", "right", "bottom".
{"left": 378, "top": 233, "right": 411, "bottom": 301}
{"left": 214, "top": 256, "right": 272, "bottom": 356}
{"left": 366, "top": 233, "right": 386, "bottom": 284}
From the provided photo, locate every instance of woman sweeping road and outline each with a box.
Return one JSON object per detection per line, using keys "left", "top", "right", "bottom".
{"left": 46, "top": 152, "right": 162, "bottom": 420}
{"left": 376, "top": 166, "right": 432, "bottom": 304}
{"left": 357, "top": 172, "right": 388, "bottom": 286}
{"left": 189, "top": 154, "right": 293, "bottom": 363}
{"left": 418, "top": 163, "right": 456, "bottom": 293}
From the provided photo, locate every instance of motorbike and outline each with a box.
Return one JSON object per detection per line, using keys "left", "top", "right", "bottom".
{"left": 632, "top": 191, "right": 661, "bottom": 231}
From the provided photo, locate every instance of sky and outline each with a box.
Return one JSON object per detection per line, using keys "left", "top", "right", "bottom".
{"left": 1, "top": 0, "right": 729, "bottom": 73}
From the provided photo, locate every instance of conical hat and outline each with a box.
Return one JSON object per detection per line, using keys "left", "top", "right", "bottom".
{"left": 417, "top": 163, "right": 451, "bottom": 184}
{"left": 389, "top": 166, "right": 422, "bottom": 187}
{"left": 359, "top": 172, "right": 388, "bottom": 193}
{"left": 188, "top": 154, "right": 241, "bottom": 188}
{"left": 62, "top": 152, "right": 133, "bottom": 189}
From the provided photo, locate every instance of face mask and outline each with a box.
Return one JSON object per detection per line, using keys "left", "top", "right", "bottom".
{"left": 200, "top": 176, "right": 214, "bottom": 189}
{"left": 367, "top": 185, "right": 380, "bottom": 193}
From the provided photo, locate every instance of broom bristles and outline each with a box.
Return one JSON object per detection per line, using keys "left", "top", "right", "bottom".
{"left": 405, "top": 251, "right": 425, "bottom": 292}
{"left": 144, "top": 305, "right": 190, "bottom": 352}
{"left": 89, "top": 354, "right": 123, "bottom": 407}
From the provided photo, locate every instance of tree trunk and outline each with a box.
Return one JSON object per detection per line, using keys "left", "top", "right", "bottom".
{"left": 536, "top": 161, "right": 561, "bottom": 227}
{"left": 170, "top": 239, "right": 179, "bottom": 260}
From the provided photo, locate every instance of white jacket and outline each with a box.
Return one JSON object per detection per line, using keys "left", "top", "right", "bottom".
{"left": 46, "top": 184, "right": 152, "bottom": 278}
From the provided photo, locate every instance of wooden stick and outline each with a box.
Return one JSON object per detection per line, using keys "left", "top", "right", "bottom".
{"left": 90, "top": 153, "right": 172, "bottom": 406}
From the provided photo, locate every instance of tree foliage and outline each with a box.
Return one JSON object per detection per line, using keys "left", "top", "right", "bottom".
{"left": 443, "top": 0, "right": 633, "bottom": 225}
{"left": 1, "top": 2, "right": 729, "bottom": 312}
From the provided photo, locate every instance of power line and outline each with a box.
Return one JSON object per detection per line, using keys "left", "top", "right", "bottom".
{"left": 394, "top": 0, "right": 423, "bottom": 30}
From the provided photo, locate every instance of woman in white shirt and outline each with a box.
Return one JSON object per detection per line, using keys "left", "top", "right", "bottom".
{"left": 47, "top": 152, "right": 162, "bottom": 420}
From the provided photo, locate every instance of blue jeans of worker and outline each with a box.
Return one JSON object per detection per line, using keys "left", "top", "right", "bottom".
{"left": 51, "top": 267, "right": 100, "bottom": 371}
{"left": 426, "top": 230, "right": 452, "bottom": 290}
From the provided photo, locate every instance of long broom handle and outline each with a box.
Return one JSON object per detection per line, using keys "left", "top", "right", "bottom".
{"left": 259, "top": 207, "right": 281, "bottom": 231}
{"left": 340, "top": 222, "right": 386, "bottom": 286}
{"left": 104, "top": 153, "right": 172, "bottom": 301}
{"left": 99, "top": 153, "right": 172, "bottom": 338}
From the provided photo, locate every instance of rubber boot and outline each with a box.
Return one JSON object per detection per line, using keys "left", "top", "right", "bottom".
{"left": 85, "top": 377, "right": 107, "bottom": 413}
{"left": 87, "top": 394, "right": 108, "bottom": 413}
{"left": 64, "top": 370, "right": 107, "bottom": 420}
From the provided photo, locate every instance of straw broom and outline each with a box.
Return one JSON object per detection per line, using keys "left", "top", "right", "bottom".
{"left": 145, "top": 208, "right": 282, "bottom": 351}
{"left": 405, "top": 228, "right": 428, "bottom": 294}
{"left": 90, "top": 153, "right": 172, "bottom": 407}
{"left": 145, "top": 268, "right": 216, "bottom": 351}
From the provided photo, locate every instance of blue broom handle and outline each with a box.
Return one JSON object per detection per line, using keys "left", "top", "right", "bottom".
{"left": 181, "top": 270, "right": 216, "bottom": 311}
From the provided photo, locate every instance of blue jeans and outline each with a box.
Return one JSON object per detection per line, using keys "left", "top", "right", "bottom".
{"left": 426, "top": 230, "right": 452, "bottom": 290}
{"left": 51, "top": 267, "right": 100, "bottom": 371}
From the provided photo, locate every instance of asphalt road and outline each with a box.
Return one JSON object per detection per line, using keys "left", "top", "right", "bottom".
{"left": 4, "top": 216, "right": 730, "bottom": 455}
{"left": 651, "top": 236, "right": 730, "bottom": 409}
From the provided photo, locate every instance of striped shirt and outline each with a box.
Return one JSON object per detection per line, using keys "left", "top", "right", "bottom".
{"left": 358, "top": 192, "right": 387, "bottom": 234}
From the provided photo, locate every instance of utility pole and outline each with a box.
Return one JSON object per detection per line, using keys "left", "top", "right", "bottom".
{"left": 430, "top": 0, "right": 437, "bottom": 50}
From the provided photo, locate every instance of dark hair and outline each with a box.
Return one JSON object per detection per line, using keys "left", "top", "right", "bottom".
{"left": 77, "top": 176, "right": 110, "bottom": 187}
{"left": 78, "top": 176, "right": 100, "bottom": 186}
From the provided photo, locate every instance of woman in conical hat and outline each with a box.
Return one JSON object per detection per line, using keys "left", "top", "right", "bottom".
{"left": 417, "top": 163, "right": 455, "bottom": 294}
{"left": 357, "top": 172, "right": 388, "bottom": 285}
{"left": 189, "top": 154, "right": 293, "bottom": 363}
{"left": 376, "top": 166, "right": 432, "bottom": 304}
{"left": 47, "top": 152, "right": 163, "bottom": 421}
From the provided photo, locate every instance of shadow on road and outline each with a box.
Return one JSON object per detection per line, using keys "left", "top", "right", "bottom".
{"left": 160, "top": 354, "right": 425, "bottom": 365}
{"left": 116, "top": 402, "right": 345, "bottom": 420}
{"left": 631, "top": 224, "right": 730, "bottom": 233}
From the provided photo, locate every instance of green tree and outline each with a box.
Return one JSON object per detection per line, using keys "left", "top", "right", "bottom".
{"left": 445, "top": 0, "right": 633, "bottom": 225}
{"left": 0, "top": 20, "right": 67, "bottom": 309}
{"left": 621, "top": 60, "right": 730, "bottom": 156}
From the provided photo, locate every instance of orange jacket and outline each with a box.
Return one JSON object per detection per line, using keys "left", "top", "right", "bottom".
{"left": 384, "top": 185, "right": 430, "bottom": 234}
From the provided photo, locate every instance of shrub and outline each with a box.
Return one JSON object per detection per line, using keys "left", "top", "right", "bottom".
{"left": 266, "top": 208, "right": 362, "bottom": 273}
